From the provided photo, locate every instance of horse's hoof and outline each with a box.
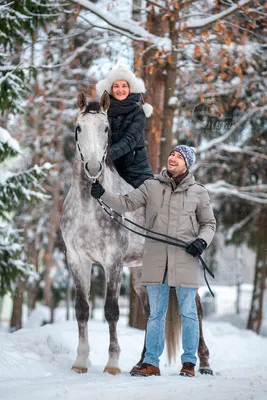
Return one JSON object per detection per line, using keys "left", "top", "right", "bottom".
{"left": 199, "top": 368, "right": 213, "bottom": 375}
{"left": 72, "top": 366, "right": 88, "bottom": 374}
{"left": 103, "top": 366, "right": 121, "bottom": 375}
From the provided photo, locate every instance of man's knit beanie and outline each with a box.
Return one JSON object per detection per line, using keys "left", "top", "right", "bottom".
{"left": 171, "top": 145, "right": 196, "bottom": 169}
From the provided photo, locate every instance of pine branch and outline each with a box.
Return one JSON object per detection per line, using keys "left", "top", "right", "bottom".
{"left": 0, "top": 163, "right": 52, "bottom": 220}
{"left": 0, "top": 141, "right": 20, "bottom": 163}
{"left": 0, "top": 226, "right": 35, "bottom": 296}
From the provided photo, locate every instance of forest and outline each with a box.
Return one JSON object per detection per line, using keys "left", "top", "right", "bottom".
{"left": 0, "top": 0, "right": 266, "bottom": 335}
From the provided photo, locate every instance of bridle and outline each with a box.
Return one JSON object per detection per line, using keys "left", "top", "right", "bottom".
{"left": 75, "top": 111, "right": 109, "bottom": 180}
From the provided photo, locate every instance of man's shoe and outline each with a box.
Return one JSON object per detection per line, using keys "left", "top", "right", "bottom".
{"left": 180, "top": 362, "right": 195, "bottom": 377}
{"left": 130, "top": 363, "right": 160, "bottom": 377}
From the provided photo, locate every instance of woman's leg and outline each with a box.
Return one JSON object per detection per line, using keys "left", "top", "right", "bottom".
{"left": 143, "top": 281, "right": 170, "bottom": 368}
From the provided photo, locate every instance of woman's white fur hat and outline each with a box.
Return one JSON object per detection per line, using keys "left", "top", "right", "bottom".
{"left": 96, "top": 67, "right": 153, "bottom": 117}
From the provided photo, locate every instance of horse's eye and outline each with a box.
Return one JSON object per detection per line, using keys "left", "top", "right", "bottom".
{"left": 76, "top": 125, "right": 81, "bottom": 133}
{"left": 105, "top": 127, "right": 109, "bottom": 133}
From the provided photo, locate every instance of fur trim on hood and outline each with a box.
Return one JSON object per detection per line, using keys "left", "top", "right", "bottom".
{"left": 96, "top": 67, "right": 153, "bottom": 118}
{"left": 96, "top": 67, "right": 145, "bottom": 95}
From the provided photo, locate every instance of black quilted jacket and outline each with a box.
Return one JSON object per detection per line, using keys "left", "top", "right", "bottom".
{"left": 109, "top": 106, "right": 153, "bottom": 188}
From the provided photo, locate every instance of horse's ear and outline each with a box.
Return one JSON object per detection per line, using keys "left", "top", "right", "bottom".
{"left": 100, "top": 91, "right": 110, "bottom": 113}
{"left": 77, "top": 90, "right": 88, "bottom": 110}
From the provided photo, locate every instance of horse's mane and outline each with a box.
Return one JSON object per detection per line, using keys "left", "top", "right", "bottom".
{"left": 83, "top": 102, "right": 100, "bottom": 114}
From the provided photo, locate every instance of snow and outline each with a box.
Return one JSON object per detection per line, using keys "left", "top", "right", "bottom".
{"left": 0, "top": 127, "right": 20, "bottom": 152}
{"left": 0, "top": 308, "right": 267, "bottom": 400}
{"left": 73, "top": 0, "right": 171, "bottom": 51}
{"left": 182, "top": 0, "right": 251, "bottom": 30}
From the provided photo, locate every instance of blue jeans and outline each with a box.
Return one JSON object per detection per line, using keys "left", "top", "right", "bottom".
{"left": 143, "top": 280, "right": 199, "bottom": 368}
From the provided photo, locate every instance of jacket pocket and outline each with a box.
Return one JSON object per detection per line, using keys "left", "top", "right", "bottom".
{"left": 148, "top": 213, "right": 157, "bottom": 230}
{"left": 190, "top": 215, "right": 198, "bottom": 237}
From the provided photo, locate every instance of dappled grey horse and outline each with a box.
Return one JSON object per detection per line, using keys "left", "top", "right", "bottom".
{"left": 60, "top": 91, "right": 212, "bottom": 375}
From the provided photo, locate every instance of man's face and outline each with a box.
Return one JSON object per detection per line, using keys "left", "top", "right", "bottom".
{"left": 167, "top": 151, "right": 187, "bottom": 177}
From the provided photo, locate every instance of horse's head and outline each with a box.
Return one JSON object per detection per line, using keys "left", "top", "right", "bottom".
{"left": 76, "top": 91, "right": 110, "bottom": 179}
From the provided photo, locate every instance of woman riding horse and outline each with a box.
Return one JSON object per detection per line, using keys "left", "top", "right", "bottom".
{"left": 96, "top": 67, "right": 154, "bottom": 188}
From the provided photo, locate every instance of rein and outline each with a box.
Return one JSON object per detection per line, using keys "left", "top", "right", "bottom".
{"left": 75, "top": 111, "right": 215, "bottom": 296}
{"left": 97, "top": 197, "right": 215, "bottom": 297}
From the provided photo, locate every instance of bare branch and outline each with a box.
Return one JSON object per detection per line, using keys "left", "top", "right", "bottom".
{"left": 226, "top": 209, "right": 259, "bottom": 241}
{"left": 219, "top": 145, "right": 267, "bottom": 159}
{"left": 181, "top": 0, "right": 251, "bottom": 31}
{"left": 71, "top": 0, "right": 171, "bottom": 50}
{"left": 197, "top": 105, "right": 267, "bottom": 153}
{"left": 206, "top": 180, "right": 267, "bottom": 204}
{"left": 146, "top": 0, "right": 167, "bottom": 10}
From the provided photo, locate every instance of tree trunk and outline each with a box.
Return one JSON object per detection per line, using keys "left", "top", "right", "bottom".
{"left": 141, "top": 4, "right": 166, "bottom": 173}
{"left": 10, "top": 279, "right": 25, "bottom": 331}
{"left": 160, "top": 7, "right": 180, "bottom": 168}
{"left": 247, "top": 210, "right": 267, "bottom": 333}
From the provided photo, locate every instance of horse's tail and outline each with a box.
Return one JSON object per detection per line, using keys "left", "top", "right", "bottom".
{"left": 165, "top": 288, "right": 181, "bottom": 364}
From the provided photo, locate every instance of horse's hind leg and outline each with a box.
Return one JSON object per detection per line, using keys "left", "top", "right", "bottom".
{"left": 196, "top": 293, "right": 213, "bottom": 375}
{"left": 103, "top": 264, "right": 122, "bottom": 375}
{"left": 68, "top": 252, "right": 91, "bottom": 374}
{"left": 130, "top": 267, "right": 149, "bottom": 369}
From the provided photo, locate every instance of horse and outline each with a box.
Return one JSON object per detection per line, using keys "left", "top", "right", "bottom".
{"left": 60, "top": 90, "right": 213, "bottom": 375}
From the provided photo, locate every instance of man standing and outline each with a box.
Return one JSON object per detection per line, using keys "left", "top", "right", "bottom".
{"left": 91, "top": 145, "right": 216, "bottom": 377}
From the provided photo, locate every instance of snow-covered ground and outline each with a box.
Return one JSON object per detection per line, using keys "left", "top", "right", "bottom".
{"left": 0, "top": 308, "right": 267, "bottom": 400}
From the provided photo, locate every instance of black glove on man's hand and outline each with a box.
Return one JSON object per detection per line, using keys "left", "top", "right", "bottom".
{"left": 186, "top": 238, "right": 207, "bottom": 257}
{"left": 91, "top": 181, "right": 105, "bottom": 199}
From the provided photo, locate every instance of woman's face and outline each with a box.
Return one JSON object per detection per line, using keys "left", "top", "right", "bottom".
{"left": 111, "top": 80, "right": 130, "bottom": 101}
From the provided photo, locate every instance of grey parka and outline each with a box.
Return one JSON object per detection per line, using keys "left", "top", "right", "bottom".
{"left": 101, "top": 170, "right": 216, "bottom": 287}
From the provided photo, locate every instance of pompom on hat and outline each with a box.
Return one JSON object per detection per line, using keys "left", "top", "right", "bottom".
{"left": 96, "top": 67, "right": 153, "bottom": 117}
{"left": 171, "top": 145, "right": 196, "bottom": 169}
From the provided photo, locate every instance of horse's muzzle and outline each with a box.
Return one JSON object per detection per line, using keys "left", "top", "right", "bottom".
{"left": 84, "top": 162, "right": 103, "bottom": 179}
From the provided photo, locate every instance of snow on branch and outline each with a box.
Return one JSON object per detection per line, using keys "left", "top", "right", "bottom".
{"left": 218, "top": 144, "right": 267, "bottom": 159}
{"left": 182, "top": 0, "right": 251, "bottom": 30}
{"left": 197, "top": 105, "right": 267, "bottom": 153}
{"left": 226, "top": 208, "right": 259, "bottom": 242}
{"left": 71, "top": 0, "right": 171, "bottom": 51}
{"left": 206, "top": 180, "right": 267, "bottom": 204}
{"left": 0, "top": 127, "right": 20, "bottom": 162}
{"left": 0, "top": 127, "right": 20, "bottom": 152}
{"left": 57, "top": 35, "right": 102, "bottom": 76}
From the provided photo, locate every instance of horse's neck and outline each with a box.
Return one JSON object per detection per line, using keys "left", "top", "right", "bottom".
{"left": 71, "top": 157, "right": 131, "bottom": 201}
{"left": 71, "top": 158, "right": 92, "bottom": 201}
{"left": 103, "top": 164, "right": 133, "bottom": 195}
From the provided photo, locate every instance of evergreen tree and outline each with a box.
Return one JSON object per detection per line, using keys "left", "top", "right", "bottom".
{"left": 0, "top": 127, "right": 51, "bottom": 296}
{"left": 0, "top": 0, "right": 61, "bottom": 114}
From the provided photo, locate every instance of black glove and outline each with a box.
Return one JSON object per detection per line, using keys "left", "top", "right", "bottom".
{"left": 186, "top": 238, "right": 207, "bottom": 257}
{"left": 91, "top": 181, "right": 105, "bottom": 199}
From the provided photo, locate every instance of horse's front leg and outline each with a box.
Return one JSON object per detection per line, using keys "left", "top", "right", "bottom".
{"left": 103, "top": 263, "right": 122, "bottom": 375}
{"left": 196, "top": 293, "right": 213, "bottom": 375}
{"left": 68, "top": 252, "right": 91, "bottom": 374}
